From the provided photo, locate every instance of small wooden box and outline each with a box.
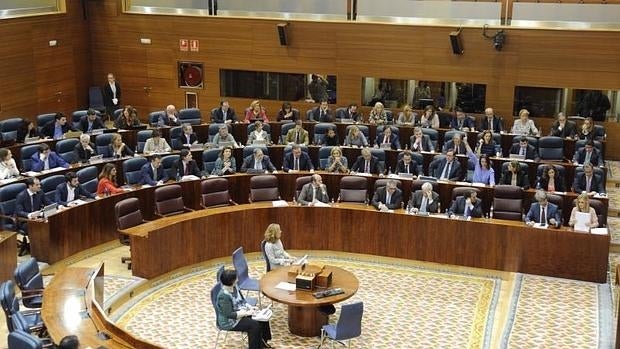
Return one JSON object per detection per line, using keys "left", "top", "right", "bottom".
{"left": 316, "top": 268, "right": 333, "bottom": 288}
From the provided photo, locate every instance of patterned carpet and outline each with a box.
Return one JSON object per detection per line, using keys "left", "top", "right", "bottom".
{"left": 113, "top": 253, "right": 502, "bottom": 349}
{"left": 501, "top": 274, "right": 613, "bottom": 349}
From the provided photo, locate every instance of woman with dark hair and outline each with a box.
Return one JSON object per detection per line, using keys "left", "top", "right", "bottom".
{"left": 212, "top": 146, "right": 236, "bottom": 175}
{"left": 276, "top": 102, "right": 298, "bottom": 122}
{"left": 16, "top": 119, "right": 39, "bottom": 143}
{"left": 115, "top": 105, "right": 141, "bottom": 129}
{"left": 419, "top": 105, "right": 439, "bottom": 129}
{"left": 477, "top": 130, "right": 497, "bottom": 157}
{"left": 537, "top": 165, "right": 565, "bottom": 192}
{"left": 216, "top": 269, "right": 272, "bottom": 349}
{"left": 464, "top": 138, "right": 495, "bottom": 185}
{"left": 577, "top": 117, "right": 595, "bottom": 141}
{"left": 97, "top": 163, "right": 124, "bottom": 195}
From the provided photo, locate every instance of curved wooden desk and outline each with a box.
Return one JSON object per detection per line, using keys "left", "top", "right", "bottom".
{"left": 260, "top": 266, "right": 358, "bottom": 337}
{"left": 42, "top": 263, "right": 162, "bottom": 349}
{"left": 122, "top": 203, "right": 609, "bottom": 283}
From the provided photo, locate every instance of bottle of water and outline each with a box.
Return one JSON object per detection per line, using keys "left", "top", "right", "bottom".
{"left": 489, "top": 205, "right": 494, "bottom": 220}
{"left": 406, "top": 203, "right": 411, "bottom": 214}
{"left": 292, "top": 196, "right": 297, "bottom": 206}
{"left": 104, "top": 187, "right": 110, "bottom": 198}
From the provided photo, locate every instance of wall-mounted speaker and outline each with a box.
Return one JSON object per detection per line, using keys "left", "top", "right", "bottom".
{"left": 449, "top": 30, "right": 464, "bottom": 55}
{"left": 277, "top": 23, "right": 289, "bottom": 46}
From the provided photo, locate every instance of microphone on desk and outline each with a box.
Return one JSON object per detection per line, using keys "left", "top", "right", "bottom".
{"left": 320, "top": 184, "right": 327, "bottom": 197}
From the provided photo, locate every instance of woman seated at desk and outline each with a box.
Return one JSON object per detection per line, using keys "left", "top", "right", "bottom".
{"left": 0, "top": 148, "right": 20, "bottom": 179}
{"left": 344, "top": 126, "right": 368, "bottom": 147}
{"left": 569, "top": 193, "right": 599, "bottom": 229}
{"left": 326, "top": 147, "right": 349, "bottom": 173}
{"left": 500, "top": 160, "right": 530, "bottom": 189}
{"left": 216, "top": 269, "right": 272, "bottom": 349}
{"left": 263, "top": 223, "right": 295, "bottom": 269}
{"left": 109, "top": 133, "right": 134, "bottom": 158}
{"left": 212, "top": 146, "right": 236, "bottom": 176}
{"left": 115, "top": 105, "right": 141, "bottom": 130}
{"left": 477, "top": 130, "right": 497, "bottom": 157}
{"left": 246, "top": 121, "right": 270, "bottom": 145}
{"left": 16, "top": 119, "right": 39, "bottom": 143}
{"left": 143, "top": 129, "right": 171, "bottom": 154}
{"left": 97, "top": 163, "right": 124, "bottom": 195}
{"left": 536, "top": 165, "right": 565, "bottom": 192}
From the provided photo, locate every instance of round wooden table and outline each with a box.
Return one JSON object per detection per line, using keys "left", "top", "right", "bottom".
{"left": 260, "top": 265, "right": 359, "bottom": 337}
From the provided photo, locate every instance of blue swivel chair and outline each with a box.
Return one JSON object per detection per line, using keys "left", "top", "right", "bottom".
{"left": 40, "top": 175, "right": 65, "bottom": 204}
{"left": 0, "top": 183, "right": 28, "bottom": 255}
{"left": 136, "top": 129, "right": 154, "bottom": 153}
{"left": 13, "top": 258, "right": 44, "bottom": 309}
{"left": 76, "top": 166, "right": 98, "bottom": 194}
{"left": 55, "top": 138, "right": 80, "bottom": 164}
{"left": 20, "top": 145, "right": 41, "bottom": 172}
{"left": 0, "top": 281, "right": 45, "bottom": 335}
{"left": 202, "top": 148, "right": 222, "bottom": 175}
{"left": 319, "top": 301, "right": 364, "bottom": 348}
{"left": 0, "top": 117, "right": 23, "bottom": 142}
{"left": 95, "top": 133, "right": 115, "bottom": 157}
{"left": 179, "top": 108, "right": 202, "bottom": 125}
{"left": 123, "top": 157, "right": 148, "bottom": 185}
{"left": 232, "top": 247, "right": 261, "bottom": 305}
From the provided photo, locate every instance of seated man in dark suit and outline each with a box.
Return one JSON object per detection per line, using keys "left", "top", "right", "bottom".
{"left": 442, "top": 134, "right": 467, "bottom": 155}
{"left": 310, "top": 100, "right": 334, "bottom": 122}
{"left": 180, "top": 124, "right": 198, "bottom": 147}
{"left": 409, "top": 127, "right": 434, "bottom": 152}
{"left": 16, "top": 177, "right": 51, "bottom": 220}
{"left": 449, "top": 108, "right": 475, "bottom": 131}
{"left": 79, "top": 109, "right": 106, "bottom": 133}
{"left": 298, "top": 174, "right": 329, "bottom": 206}
{"left": 525, "top": 190, "right": 562, "bottom": 228}
{"left": 573, "top": 163, "right": 605, "bottom": 196}
{"left": 371, "top": 180, "right": 403, "bottom": 211}
{"left": 573, "top": 140, "right": 603, "bottom": 167}
{"left": 336, "top": 103, "right": 363, "bottom": 122}
{"left": 212, "top": 100, "right": 238, "bottom": 124}
{"left": 429, "top": 149, "right": 461, "bottom": 181}
{"left": 31, "top": 143, "right": 69, "bottom": 171}
{"left": 74, "top": 134, "right": 97, "bottom": 163}
{"left": 408, "top": 182, "right": 440, "bottom": 214}
{"left": 396, "top": 151, "right": 419, "bottom": 175}
{"left": 171, "top": 149, "right": 203, "bottom": 179}
{"left": 41, "top": 112, "right": 76, "bottom": 139}
{"left": 499, "top": 160, "right": 530, "bottom": 189}
{"left": 351, "top": 148, "right": 383, "bottom": 175}
{"left": 509, "top": 137, "right": 539, "bottom": 160}
{"left": 139, "top": 154, "right": 168, "bottom": 186}
{"left": 375, "top": 126, "right": 401, "bottom": 150}
{"left": 479, "top": 108, "right": 503, "bottom": 133}
{"left": 240, "top": 148, "right": 277, "bottom": 173}
{"left": 54, "top": 172, "right": 95, "bottom": 206}
{"left": 448, "top": 190, "right": 482, "bottom": 218}
{"left": 283, "top": 145, "right": 314, "bottom": 172}
{"left": 549, "top": 112, "right": 576, "bottom": 138}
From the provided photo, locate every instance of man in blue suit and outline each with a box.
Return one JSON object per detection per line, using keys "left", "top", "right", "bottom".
{"left": 54, "top": 172, "right": 95, "bottom": 206}
{"left": 448, "top": 190, "right": 482, "bottom": 218}
{"left": 283, "top": 145, "right": 314, "bottom": 172}
{"left": 525, "top": 190, "right": 562, "bottom": 228}
{"left": 450, "top": 108, "right": 476, "bottom": 131}
{"left": 241, "top": 148, "right": 276, "bottom": 173}
{"left": 31, "top": 144, "right": 69, "bottom": 172}
{"left": 16, "top": 177, "right": 51, "bottom": 219}
{"left": 139, "top": 155, "right": 168, "bottom": 185}
{"left": 375, "top": 126, "right": 401, "bottom": 150}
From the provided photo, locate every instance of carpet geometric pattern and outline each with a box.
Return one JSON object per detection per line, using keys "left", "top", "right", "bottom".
{"left": 114, "top": 253, "right": 501, "bottom": 349}
{"left": 501, "top": 274, "right": 613, "bottom": 349}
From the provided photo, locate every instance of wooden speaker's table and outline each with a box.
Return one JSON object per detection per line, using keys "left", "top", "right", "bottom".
{"left": 260, "top": 266, "right": 358, "bottom": 337}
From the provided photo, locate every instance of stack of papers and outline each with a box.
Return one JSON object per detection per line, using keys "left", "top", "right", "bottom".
{"left": 275, "top": 282, "right": 296, "bottom": 291}
{"left": 272, "top": 200, "right": 289, "bottom": 207}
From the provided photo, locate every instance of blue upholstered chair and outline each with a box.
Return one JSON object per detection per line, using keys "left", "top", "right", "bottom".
{"left": 0, "top": 117, "right": 23, "bottom": 141}
{"left": 40, "top": 175, "right": 64, "bottom": 204}
{"left": 232, "top": 247, "right": 261, "bottom": 305}
{"left": 202, "top": 148, "right": 221, "bottom": 175}
{"left": 319, "top": 301, "right": 364, "bottom": 348}
{"left": 136, "top": 129, "right": 154, "bottom": 153}
{"left": 95, "top": 133, "right": 115, "bottom": 157}
{"left": 13, "top": 258, "right": 44, "bottom": 309}
{"left": 55, "top": 138, "right": 79, "bottom": 164}
{"left": 123, "top": 157, "right": 148, "bottom": 185}
{"left": 313, "top": 123, "right": 336, "bottom": 144}
{"left": 179, "top": 108, "right": 202, "bottom": 125}
{"left": 76, "top": 166, "right": 98, "bottom": 194}
{"left": 20, "top": 145, "right": 41, "bottom": 172}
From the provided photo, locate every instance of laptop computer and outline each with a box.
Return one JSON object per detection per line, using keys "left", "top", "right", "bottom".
{"left": 24, "top": 136, "right": 41, "bottom": 144}
{"left": 90, "top": 128, "right": 105, "bottom": 135}
{"left": 509, "top": 154, "right": 526, "bottom": 160}
{"left": 380, "top": 143, "right": 392, "bottom": 149}
{"left": 339, "top": 118, "right": 354, "bottom": 124}
{"left": 218, "top": 141, "right": 235, "bottom": 148}
{"left": 398, "top": 173, "right": 414, "bottom": 178}
{"left": 252, "top": 139, "right": 267, "bottom": 145}
{"left": 189, "top": 143, "right": 204, "bottom": 150}
{"left": 42, "top": 203, "right": 59, "bottom": 219}
{"left": 89, "top": 155, "right": 104, "bottom": 163}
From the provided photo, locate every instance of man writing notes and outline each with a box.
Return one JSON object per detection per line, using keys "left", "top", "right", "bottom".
{"left": 371, "top": 180, "right": 403, "bottom": 211}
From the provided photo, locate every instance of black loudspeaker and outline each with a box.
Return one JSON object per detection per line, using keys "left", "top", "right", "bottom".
{"left": 449, "top": 30, "right": 464, "bottom": 55}
{"left": 277, "top": 23, "right": 289, "bottom": 46}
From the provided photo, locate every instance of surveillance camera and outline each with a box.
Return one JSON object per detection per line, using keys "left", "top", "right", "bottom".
{"left": 493, "top": 31, "right": 505, "bottom": 51}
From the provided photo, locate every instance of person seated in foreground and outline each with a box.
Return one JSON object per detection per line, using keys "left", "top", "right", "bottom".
{"left": 216, "top": 269, "right": 272, "bottom": 349}
{"left": 54, "top": 172, "right": 95, "bottom": 206}
{"left": 525, "top": 190, "right": 562, "bottom": 228}
{"left": 408, "top": 182, "right": 440, "bottom": 214}
{"left": 240, "top": 148, "right": 276, "bottom": 173}
{"left": 371, "top": 179, "right": 403, "bottom": 211}
{"left": 448, "top": 190, "right": 482, "bottom": 218}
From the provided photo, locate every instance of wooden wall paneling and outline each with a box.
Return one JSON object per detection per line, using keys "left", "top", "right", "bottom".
{"left": 0, "top": 23, "right": 37, "bottom": 118}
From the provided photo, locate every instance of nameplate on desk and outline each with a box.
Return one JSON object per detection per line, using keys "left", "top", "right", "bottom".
{"left": 89, "top": 155, "right": 104, "bottom": 163}
{"left": 339, "top": 119, "right": 354, "bottom": 124}
{"left": 190, "top": 143, "right": 204, "bottom": 150}
{"left": 397, "top": 173, "right": 414, "bottom": 179}
{"left": 90, "top": 129, "right": 104, "bottom": 135}
{"left": 24, "top": 137, "right": 42, "bottom": 144}
{"left": 252, "top": 140, "right": 267, "bottom": 145}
